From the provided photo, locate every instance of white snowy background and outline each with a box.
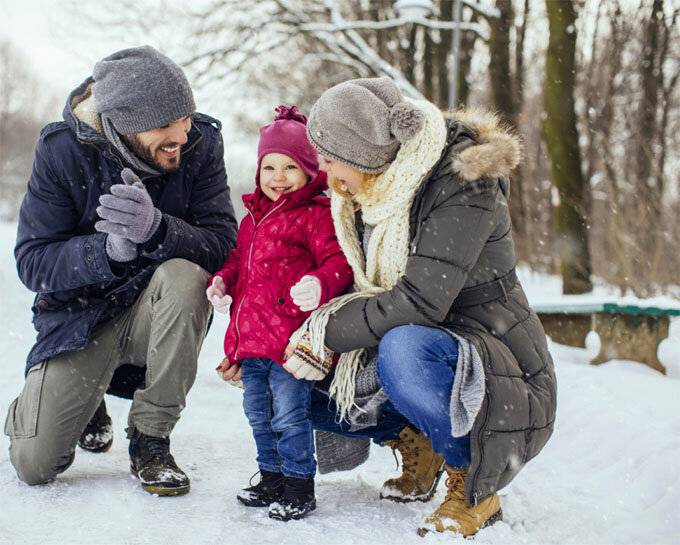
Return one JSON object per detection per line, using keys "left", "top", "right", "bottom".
{"left": 2, "top": 2, "right": 680, "bottom": 543}
{"left": 1, "top": 222, "right": 679, "bottom": 545}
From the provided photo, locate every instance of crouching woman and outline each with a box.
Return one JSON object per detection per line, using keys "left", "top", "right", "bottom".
{"left": 287, "top": 77, "right": 557, "bottom": 538}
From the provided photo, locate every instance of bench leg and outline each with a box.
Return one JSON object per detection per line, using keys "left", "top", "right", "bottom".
{"left": 538, "top": 313, "right": 591, "bottom": 348}
{"left": 591, "top": 314, "right": 668, "bottom": 374}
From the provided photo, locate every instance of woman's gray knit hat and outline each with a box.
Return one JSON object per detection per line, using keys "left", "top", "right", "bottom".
{"left": 306, "top": 77, "right": 425, "bottom": 173}
{"left": 92, "top": 45, "right": 195, "bottom": 135}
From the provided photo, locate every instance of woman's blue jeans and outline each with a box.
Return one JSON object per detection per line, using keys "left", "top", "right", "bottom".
{"left": 311, "top": 325, "right": 471, "bottom": 467}
{"left": 241, "top": 357, "right": 316, "bottom": 479}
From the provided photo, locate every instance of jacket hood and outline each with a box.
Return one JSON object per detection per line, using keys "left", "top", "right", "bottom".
{"left": 445, "top": 107, "right": 521, "bottom": 187}
{"left": 63, "top": 77, "right": 108, "bottom": 144}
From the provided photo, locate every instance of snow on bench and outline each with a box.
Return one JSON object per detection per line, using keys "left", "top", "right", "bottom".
{"left": 532, "top": 302, "right": 680, "bottom": 374}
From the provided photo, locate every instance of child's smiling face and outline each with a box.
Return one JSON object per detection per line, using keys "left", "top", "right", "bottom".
{"left": 259, "top": 153, "right": 309, "bottom": 201}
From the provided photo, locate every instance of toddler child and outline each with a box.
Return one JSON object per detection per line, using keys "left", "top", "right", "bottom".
{"left": 206, "top": 105, "right": 353, "bottom": 521}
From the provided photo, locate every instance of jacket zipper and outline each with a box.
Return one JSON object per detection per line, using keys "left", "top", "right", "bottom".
{"left": 233, "top": 199, "right": 286, "bottom": 360}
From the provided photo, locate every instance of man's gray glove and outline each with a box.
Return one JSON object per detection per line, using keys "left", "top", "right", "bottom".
{"left": 102, "top": 228, "right": 137, "bottom": 262}
{"left": 95, "top": 168, "right": 162, "bottom": 262}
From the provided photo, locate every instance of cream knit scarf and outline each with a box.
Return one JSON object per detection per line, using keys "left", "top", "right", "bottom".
{"left": 291, "top": 98, "right": 447, "bottom": 421}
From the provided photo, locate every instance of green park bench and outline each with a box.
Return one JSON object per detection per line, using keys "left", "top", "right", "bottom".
{"left": 532, "top": 302, "right": 680, "bottom": 374}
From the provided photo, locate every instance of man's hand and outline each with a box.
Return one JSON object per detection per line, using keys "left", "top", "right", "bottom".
{"left": 104, "top": 233, "right": 137, "bottom": 262}
{"left": 290, "top": 275, "right": 322, "bottom": 312}
{"left": 216, "top": 357, "right": 242, "bottom": 383}
{"left": 206, "top": 276, "right": 232, "bottom": 313}
{"left": 95, "top": 168, "right": 162, "bottom": 245}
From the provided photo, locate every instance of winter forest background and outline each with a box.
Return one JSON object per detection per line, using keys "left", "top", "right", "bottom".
{"left": 1, "top": 0, "right": 678, "bottom": 297}
{"left": 0, "top": 2, "right": 679, "bottom": 544}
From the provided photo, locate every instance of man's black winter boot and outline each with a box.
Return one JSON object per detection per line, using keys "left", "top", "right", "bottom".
{"left": 78, "top": 399, "right": 114, "bottom": 453}
{"left": 237, "top": 469, "right": 285, "bottom": 507}
{"left": 268, "top": 476, "right": 316, "bottom": 521}
{"left": 128, "top": 427, "right": 190, "bottom": 496}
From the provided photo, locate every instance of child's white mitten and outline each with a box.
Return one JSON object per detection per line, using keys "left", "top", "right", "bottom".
{"left": 206, "top": 276, "right": 232, "bottom": 313}
{"left": 290, "top": 275, "right": 322, "bottom": 312}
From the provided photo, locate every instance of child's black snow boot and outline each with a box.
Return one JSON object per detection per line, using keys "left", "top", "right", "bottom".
{"left": 237, "top": 469, "right": 285, "bottom": 507}
{"left": 128, "top": 427, "right": 190, "bottom": 496}
{"left": 268, "top": 476, "right": 316, "bottom": 521}
{"left": 78, "top": 399, "right": 114, "bottom": 453}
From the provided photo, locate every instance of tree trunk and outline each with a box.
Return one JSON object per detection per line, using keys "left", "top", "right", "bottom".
{"left": 488, "top": 0, "right": 517, "bottom": 125}
{"left": 515, "top": 0, "right": 529, "bottom": 109}
{"left": 423, "top": 28, "right": 436, "bottom": 103}
{"left": 488, "top": 1, "right": 525, "bottom": 243}
{"left": 636, "top": 0, "right": 664, "bottom": 226}
{"left": 543, "top": 0, "right": 592, "bottom": 294}
{"left": 456, "top": 11, "right": 478, "bottom": 107}
{"left": 437, "top": 0, "right": 454, "bottom": 109}
{"left": 401, "top": 24, "right": 418, "bottom": 84}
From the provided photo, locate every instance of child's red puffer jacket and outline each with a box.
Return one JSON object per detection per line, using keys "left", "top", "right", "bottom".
{"left": 209, "top": 172, "right": 353, "bottom": 365}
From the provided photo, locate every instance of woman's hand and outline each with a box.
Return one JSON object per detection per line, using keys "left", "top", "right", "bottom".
{"left": 282, "top": 339, "right": 332, "bottom": 381}
{"left": 282, "top": 343, "right": 299, "bottom": 377}
{"left": 283, "top": 343, "right": 295, "bottom": 361}
{"left": 216, "top": 357, "right": 242, "bottom": 382}
{"left": 206, "top": 277, "right": 232, "bottom": 314}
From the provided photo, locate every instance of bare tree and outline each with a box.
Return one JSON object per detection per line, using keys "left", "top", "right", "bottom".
{"left": 0, "top": 42, "right": 58, "bottom": 221}
{"left": 543, "top": 0, "right": 593, "bottom": 294}
{"left": 60, "top": 0, "right": 680, "bottom": 295}
{"left": 487, "top": 0, "right": 526, "bottom": 244}
{"left": 577, "top": 0, "right": 679, "bottom": 296}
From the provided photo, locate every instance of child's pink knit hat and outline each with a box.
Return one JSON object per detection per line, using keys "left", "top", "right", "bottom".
{"left": 257, "top": 105, "right": 320, "bottom": 184}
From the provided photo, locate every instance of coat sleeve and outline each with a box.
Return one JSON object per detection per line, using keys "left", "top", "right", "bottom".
{"left": 144, "top": 126, "right": 238, "bottom": 274}
{"left": 207, "top": 226, "right": 245, "bottom": 295}
{"left": 15, "top": 137, "right": 118, "bottom": 293}
{"left": 324, "top": 176, "right": 500, "bottom": 353}
{"left": 304, "top": 207, "right": 354, "bottom": 305}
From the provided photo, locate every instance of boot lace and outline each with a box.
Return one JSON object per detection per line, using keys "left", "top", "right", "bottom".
{"left": 389, "top": 438, "right": 418, "bottom": 474}
{"left": 443, "top": 471, "right": 467, "bottom": 504}
{"left": 247, "top": 470, "right": 261, "bottom": 487}
{"left": 145, "top": 435, "right": 170, "bottom": 460}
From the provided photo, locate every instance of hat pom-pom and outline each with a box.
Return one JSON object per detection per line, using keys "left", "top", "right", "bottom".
{"left": 389, "top": 101, "right": 424, "bottom": 142}
{"left": 274, "top": 104, "right": 307, "bottom": 125}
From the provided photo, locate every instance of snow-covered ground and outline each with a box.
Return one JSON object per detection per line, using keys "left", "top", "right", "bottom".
{"left": 0, "top": 221, "right": 678, "bottom": 545}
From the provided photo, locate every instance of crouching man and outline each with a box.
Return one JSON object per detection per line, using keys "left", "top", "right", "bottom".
{"left": 4, "top": 46, "right": 237, "bottom": 495}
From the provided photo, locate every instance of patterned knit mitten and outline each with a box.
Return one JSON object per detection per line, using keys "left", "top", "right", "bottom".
{"left": 284, "top": 332, "right": 334, "bottom": 381}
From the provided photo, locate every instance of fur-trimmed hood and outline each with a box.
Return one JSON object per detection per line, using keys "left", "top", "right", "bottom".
{"left": 444, "top": 107, "right": 521, "bottom": 189}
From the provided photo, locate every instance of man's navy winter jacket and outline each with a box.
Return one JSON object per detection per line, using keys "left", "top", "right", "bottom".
{"left": 15, "top": 78, "right": 238, "bottom": 373}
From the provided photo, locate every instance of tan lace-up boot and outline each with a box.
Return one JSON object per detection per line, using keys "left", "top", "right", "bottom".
{"left": 380, "top": 426, "right": 445, "bottom": 502}
{"left": 417, "top": 465, "right": 502, "bottom": 537}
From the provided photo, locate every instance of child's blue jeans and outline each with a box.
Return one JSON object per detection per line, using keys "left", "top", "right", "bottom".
{"left": 310, "top": 325, "right": 471, "bottom": 467}
{"left": 241, "top": 357, "right": 316, "bottom": 479}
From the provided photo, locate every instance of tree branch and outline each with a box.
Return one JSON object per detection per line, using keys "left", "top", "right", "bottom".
{"left": 297, "top": 18, "right": 489, "bottom": 41}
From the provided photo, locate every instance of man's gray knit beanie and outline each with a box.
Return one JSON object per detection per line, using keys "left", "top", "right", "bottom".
{"left": 306, "top": 77, "right": 425, "bottom": 173}
{"left": 92, "top": 45, "right": 195, "bottom": 135}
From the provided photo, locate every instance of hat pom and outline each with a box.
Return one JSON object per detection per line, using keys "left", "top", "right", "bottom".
{"left": 274, "top": 104, "right": 307, "bottom": 125}
{"left": 389, "top": 101, "right": 424, "bottom": 142}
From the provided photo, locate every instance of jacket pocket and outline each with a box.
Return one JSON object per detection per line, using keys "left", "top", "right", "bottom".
{"left": 4, "top": 361, "right": 46, "bottom": 439}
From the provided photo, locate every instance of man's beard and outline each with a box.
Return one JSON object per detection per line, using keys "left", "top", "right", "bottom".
{"left": 123, "top": 134, "right": 182, "bottom": 173}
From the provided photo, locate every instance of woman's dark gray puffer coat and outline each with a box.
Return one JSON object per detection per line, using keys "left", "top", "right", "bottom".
{"left": 323, "top": 108, "right": 557, "bottom": 506}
